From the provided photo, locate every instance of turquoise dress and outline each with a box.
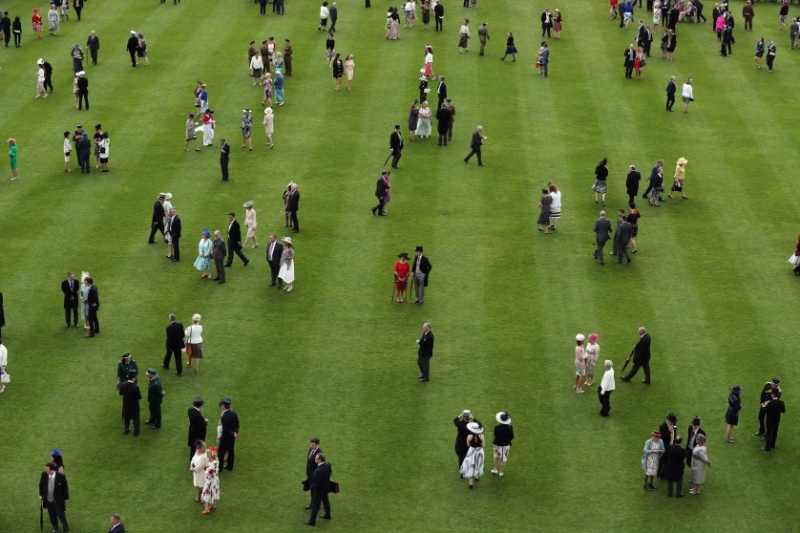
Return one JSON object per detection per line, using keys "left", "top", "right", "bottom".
{"left": 194, "top": 239, "right": 212, "bottom": 271}
{"left": 8, "top": 144, "right": 18, "bottom": 170}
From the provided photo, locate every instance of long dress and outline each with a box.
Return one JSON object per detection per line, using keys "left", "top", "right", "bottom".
{"left": 278, "top": 247, "right": 295, "bottom": 284}
{"left": 415, "top": 106, "right": 432, "bottom": 137}
{"left": 395, "top": 261, "right": 410, "bottom": 291}
{"left": 194, "top": 238, "right": 212, "bottom": 271}
{"left": 408, "top": 106, "right": 419, "bottom": 132}
{"left": 460, "top": 435, "right": 485, "bottom": 479}
{"left": 388, "top": 17, "right": 400, "bottom": 39}
{"left": 191, "top": 452, "right": 209, "bottom": 489}
{"left": 642, "top": 439, "right": 664, "bottom": 476}
{"left": 344, "top": 58, "right": 354, "bottom": 81}
{"left": 80, "top": 283, "right": 89, "bottom": 321}
{"left": 201, "top": 458, "right": 220, "bottom": 504}
{"left": 537, "top": 195, "right": 552, "bottom": 226}
{"left": 245, "top": 209, "right": 257, "bottom": 238}
{"left": 458, "top": 26, "right": 470, "bottom": 48}
{"left": 690, "top": 445, "right": 709, "bottom": 484}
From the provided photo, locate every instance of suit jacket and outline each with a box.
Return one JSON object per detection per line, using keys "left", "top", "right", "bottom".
{"left": 615, "top": 221, "right": 633, "bottom": 245}
{"left": 77, "top": 136, "right": 92, "bottom": 156}
{"left": 227, "top": 219, "right": 242, "bottom": 245}
{"left": 659, "top": 421, "right": 676, "bottom": 447}
{"left": 170, "top": 215, "right": 182, "bottom": 238}
{"left": 434, "top": 3, "right": 444, "bottom": 17}
{"left": 119, "top": 380, "right": 142, "bottom": 418}
{"left": 220, "top": 409, "right": 240, "bottom": 440}
{"left": 664, "top": 443, "right": 685, "bottom": 481}
{"left": 633, "top": 333, "right": 652, "bottom": 363}
{"left": 62, "top": 278, "right": 79, "bottom": 308}
{"left": 765, "top": 399, "right": 785, "bottom": 428}
{"left": 593, "top": 218, "right": 612, "bottom": 242}
{"left": 437, "top": 81, "right": 447, "bottom": 99}
{"left": 77, "top": 76, "right": 89, "bottom": 93}
{"left": 267, "top": 240, "right": 283, "bottom": 268}
{"left": 310, "top": 461, "right": 332, "bottom": 494}
{"left": 411, "top": 255, "right": 432, "bottom": 286}
{"left": 287, "top": 191, "right": 300, "bottom": 213}
{"left": 213, "top": 237, "right": 227, "bottom": 258}
{"left": 666, "top": 80, "right": 676, "bottom": 97}
{"left": 453, "top": 417, "right": 471, "bottom": 453}
{"left": 540, "top": 47, "right": 550, "bottom": 64}
{"left": 87, "top": 35, "right": 100, "bottom": 51}
{"left": 39, "top": 472, "right": 69, "bottom": 509}
{"left": 166, "top": 321, "right": 185, "bottom": 350}
{"left": 187, "top": 406, "right": 207, "bottom": 447}
{"left": 390, "top": 131, "right": 403, "bottom": 154}
{"left": 626, "top": 171, "right": 641, "bottom": 195}
{"left": 435, "top": 106, "right": 451, "bottom": 133}
{"left": 87, "top": 284, "right": 100, "bottom": 310}
{"left": 418, "top": 330, "right": 434, "bottom": 358}
{"left": 108, "top": 522, "right": 126, "bottom": 533}
{"left": 624, "top": 48, "right": 636, "bottom": 67}
{"left": 470, "top": 130, "right": 483, "bottom": 150}
{"left": 220, "top": 141, "right": 230, "bottom": 161}
{"left": 375, "top": 176, "right": 388, "bottom": 198}
{"left": 306, "top": 447, "right": 322, "bottom": 479}
{"left": 152, "top": 200, "right": 165, "bottom": 223}
{"left": 127, "top": 35, "right": 139, "bottom": 53}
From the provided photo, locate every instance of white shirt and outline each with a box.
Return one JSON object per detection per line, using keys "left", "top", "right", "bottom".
{"left": 682, "top": 83, "right": 693, "bottom": 99}
{"left": 64, "top": 138, "right": 72, "bottom": 154}
{"left": 599, "top": 368, "right": 616, "bottom": 394}
{"left": 250, "top": 55, "right": 264, "bottom": 70}
{"left": 549, "top": 191, "right": 561, "bottom": 212}
{"left": 425, "top": 52, "right": 433, "bottom": 64}
{"left": 185, "top": 324, "right": 203, "bottom": 344}
{"left": 320, "top": 6, "right": 329, "bottom": 18}
{"left": 0, "top": 344, "right": 7, "bottom": 367}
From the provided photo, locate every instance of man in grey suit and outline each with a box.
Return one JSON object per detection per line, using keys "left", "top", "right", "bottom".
{"left": 614, "top": 216, "right": 633, "bottom": 264}
{"left": 593, "top": 211, "right": 612, "bottom": 265}
{"left": 266, "top": 234, "right": 284, "bottom": 287}
{"left": 212, "top": 230, "right": 227, "bottom": 284}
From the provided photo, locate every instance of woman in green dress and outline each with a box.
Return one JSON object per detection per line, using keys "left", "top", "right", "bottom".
{"left": 8, "top": 138, "right": 19, "bottom": 180}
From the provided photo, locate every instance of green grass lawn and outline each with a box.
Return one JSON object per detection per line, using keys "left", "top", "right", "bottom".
{"left": 0, "top": 1, "right": 799, "bottom": 531}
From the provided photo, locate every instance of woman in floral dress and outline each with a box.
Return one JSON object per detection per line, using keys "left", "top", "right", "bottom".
{"left": 642, "top": 431, "right": 664, "bottom": 491}
{"left": 31, "top": 8, "right": 43, "bottom": 39}
{"left": 201, "top": 446, "right": 220, "bottom": 514}
{"left": 415, "top": 101, "right": 432, "bottom": 139}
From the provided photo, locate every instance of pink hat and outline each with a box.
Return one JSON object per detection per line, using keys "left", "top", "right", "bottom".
{"left": 588, "top": 333, "right": 598, "bottom": 342}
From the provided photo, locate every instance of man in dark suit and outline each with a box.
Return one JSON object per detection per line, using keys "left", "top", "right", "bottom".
{"left": 389, "top": 125, "right": 403, "bottom": 168}
{"left": 453, "top": 410, "right": 474, "bottom": 468}
{"left": 163, "top": 314, "right": 185, "bottom": 375}
{"left": 305, "top": 453, "right": 332, "bottom": 526}
{"left": 169, "top": 207, "right": 182, "bottom": 261}
{"left": 614, "top": 215, "right": 633, "bottom": 264}
{"left": 657, "top": 412, "right": 677, "bottom": 478}
{"left": 664, "top": 435, "right": 685, "bottom": 497}
{"left": 685, "top": 416, "right": 706, "bottom": 467}
{"left": 266, "top": 234, "right": 284, "bottom": 287}
{"left": 665, "top": 76, "right": 676, "bottom": 111}
{"left": 623, "top": 44, "right": 636, "bottom": 78}
{"left": 434, "top": 1, "right": 444, "bottom": 31}
{"left": 76, "top": 71, "right": 89, "bottom": 110}
{"left": 416, "top": 322, "right": 434, "bottom": 382}
{"left": 39, "top": 462, "right": 70, "bottom": 533}
{"left": 593, "top": 211, "right": 612, "bottom": 265}
{"left": 108, "top": 513, "right": 125, "bottom": 533}
{"left": 148, "top": 193, "right": 166, "bottom": 243}
{"left": 621, "top": 326, "right": 652, "bottom": 383}
{"left": 372, "top": 171, "right": 389, "bottom": 217}
{"left": 42, "top": 59, "right": 54, "bottom": 93}
{"left": 763, "top": 388, "right": 786, "bottom": 451}
{"left": 287, "top": 183, "right": 301, "bottom": 233}
{"left": 220, "top": 138, "right": 230, "bottom": 181}
{"left": 217, "top": 398, "right": 240, "bottom": 471}
{"left": 119, "top": 372, "right": 142, "bottom": 435}
{"left": 84, "top": 276, "right": 100, "bottom": 338}
{"left": 61, "top": 271, "right": 80, "bottom": 328}
{"left": 126, "top": 30, "right": 139, "bottom": 67}
{"left": 435, "top": 103, "right": 451, "bottom": 146}
{"left": 411, "top": 246, "right": 432, "bottom": 305}
{"left": 87, "top": 31, "right": 100, "bottom": 65}
{"left": 225, "top": 212, "right": 250, "bottom": 267}
{"left": 212, "top": 230, "right": 227, "bottom": 283}
{"left": 76, "top": 130, "right": 92, "bottom": 174}
{"left": 303, "top": 437, "right": 322, "bottom": 507}
{"left": 463, "top": 125, "right": 484, "bottom": 165}
{"left": 188, "top": 397, "right": 208, "bottom": 460}
{"left": 757, "top": 378, "right": 781, "bottom": 436}
{"left": 436, "top": 75, "right": 447, "bottom": 109}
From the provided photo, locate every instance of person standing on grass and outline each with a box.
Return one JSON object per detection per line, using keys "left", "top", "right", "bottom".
{"left": 573, "top": 334, "right": 586, "bottom": 393}
{"left": 274, "top": 70, "right": 285, "bottom": 106}
{"left": 541, "top": 8, "right": 553, "bottom": 38}
{"left": 278, "top": 236, "right": 296, "bottom": 291}
{"left": 537, "top": 188, "right": 552, "bottom": 234}
{"left": 415, "top": 322, "right": 434, "bottom": 381}
{"left": 593, "top": 211, "right": 612, "bottom": 265}
{"left": 344, "top": 53, "right": 354, "bottom": 90}
{"left": 116, "top": 352, "right": 138, "bottom": 390}
{"left": 689, "top": 434, "right": 711, "bottom": 494}
{"left": 625, "top": 165, "right": 641, "bottom": 206}
{"left": 780, "top": 2, "right": 789, "bottom": 31}
{"left": 434, "top": 0, "right": 444, "bottom": 31}
{"left": 212, "top": 230, "right": 227, "bottom": 283}
{"left": 38, "top": 462, "right": 70, "bottom": 533}
{"left": 73, "top": 0, "right": 84, "bottom": 21}
{"left": 756, "top": 378, "right": 781, "bottom": 437}
{"left": 624, "top": 44, "right": 636, "bottom": 78}
{"left": 302, "top": 438, "right": 323, "bottom": 506}
{"left": 219, "top": 138, "right": 230, "bottom": 182}
{"left": 458, "top": 19, "right": 470, "bottom": 53}
{"left": 35, "top": 61, "right": 47, "bottom": 99}
{"left": 685, "top": 416, "right": 705, "bottom": 466}
{"left": 188, "top": 399, "right": 208, "bottom": 461}
{"left": 217, "top": 398, "right": 239, "bottom": 471}
{"left": 305, "top": 453, "right": 332, "bottom": 526}
{"left": 47, "top": 6, "right": 59, "bottom": 36}
{"left": 119, "top": 371, "right": 141, "bottom": 435}
{"left": 725, "top": 384, "right": 743, "bottom": 443}
{"left": 453, "top": 410, "right": 475, "bottom": 469}
{"left": 98, "top": 132, "right": 109, "bottom": 172}
{"left": 249, "top": 51, "right": 263, "bottom": 86}
{"left": 12, "top": 16, "right": 21, "bottom": 48}
{"left": 755, "top": 36, "right": 765, "bottom": 69}
{"left": 240, "top": 109, "right": 253, "bottom": 151}
{"left": 190, "top": 440, "right": 208, "bottom": 503}
{"left": 145, "top": 368, "right": 163, "bottom": 429}
{"left": 477, "top": 22, "right": 489, "bottom": 55}
{"left": 539, "top": 41, "right": 550, "bottom": 77}
{"left": 266, "top": 234, "right": 283, "bottom": 287}
{"left": 682, "top": 77, "right": 693, "bottom": 113}
{"left": 184, "top": 314, "right": 204, "bottom": 373}
{"left": 742, "top": 0, "right": 754, "bottom": 32}
{"left": 642, "top": 431, "right": 664, "bottom": 491}
{"left": 721, "top": 24, "right": 734, "bottom": 56}
{"left": 149, "top": 193, "right": 166, "bottom": 244}
{"left": 185, "top": 114, "right": 200, "bottom": 152}
{"left": 584, "top": 333, "right": 600, "bottom": 386}
{"left": 657, "top": 413, "right": 677, "bottom": 480}
{"left": 593, "top": 158, "right": 609, "bottom": 205}
{"left": 194, "top": 230, "right": 213, "bottom": 280}
{"left": 201, "top": 447, "right": 220, "bottom": 514}
{"left": 76, "top": 71, "right": 89, "bottom": 111}
{"left": 287, "top": 182, "right": 300, "bottom": 232}
{"left": 331, "top": 53, "right": 344, "bottom": 90}
{"left": 627, "top": 206, "right": 640, "bottom": 252}
{"left": 62, "top": 131, "right": 73, "bottom": 172}
{"left": 408, "top": 100, "right": 419, "bottom": 142}
{"left": 669, "top": 156, "right": 688, "bottom": 199}
{"left": 263, "top": 107, "right": 274, "bottom": 148}
{"left": 491, "top": 412, "right": 514, "bottom": 476}
{"left": 766, "top": 39, "right": 776, "bottom": 72}
{"left": 460, "top": 422, "right": 485, "bottom": 489}
{"left": 283, "top": 39, "right": 293, "bottom": 75}
{"left": 598, "top": 360, "right": 615, "bottom": 416}
{"left": 168, "top": 207, "right": 182, "bottom": 262}
{"left": 62, "top": 271, "right": 80, "bottom": 328}
{"left": 243, "top": 202, "right": 258, "bottom": 248}
{"left": 87, "top": 30, "right": 100, "bottom": 65}
{"left": 763, "top": 388, "right": 785, "bottom": 452}
{"left": 164, "top": 314, "right": 185, "bottom": 375}
{"left": 136, "top": 33, "right": 149, "bottom": 66}
{"left": 319, "top": 1, "right": 330, "bottom": 31}
{"left": 666, "top": 29, "right": 676, "bottom": 60}
{"left": 621, "top": 326, "right": 651, "bottom": 383}
{"left": 412, "top": 247, "right": 432, "bottom": 305}
{"left": 664, "top": 435, "right": 685, "bottom": 497}
{"left": 0, "top": 339, "right": 8, "bottom": 394}
{"left": 42, "top": 57, "right": 54, "bottom": 93}
{"left": 262, "top": 73, "right": 273, "bottom": 107}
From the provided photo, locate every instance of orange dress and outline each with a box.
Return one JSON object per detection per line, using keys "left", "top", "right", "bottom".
{"left": 394, "top": 261, "right": 410, "bottom": 291}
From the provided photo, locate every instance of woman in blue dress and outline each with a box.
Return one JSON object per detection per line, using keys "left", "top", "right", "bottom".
{"left": 194, "top": 230, "right": 213, "bottom": 279}
{"left": 725, "top": 384, "right": 743, "bottom": 443}
{"left": 274, "top": 71, "right": 285, "bottom": 106}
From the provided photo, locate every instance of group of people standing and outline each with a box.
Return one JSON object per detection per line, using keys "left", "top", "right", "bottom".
{"left": 452, "top": 409, "right": 515, "bottom": 489}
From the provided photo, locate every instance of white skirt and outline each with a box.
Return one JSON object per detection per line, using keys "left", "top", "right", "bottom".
{"left": 788, "top": 254, "right": 800, "bottom": 266}
{"left": 278, "top": 260, "right": 295, "bottom": 283}
{"left": 460, "top": 447, "right": 485, "bottom": 479}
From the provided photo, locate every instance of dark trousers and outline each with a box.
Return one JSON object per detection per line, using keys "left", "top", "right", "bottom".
{"left": 667, "top": 478, "right": 683, "bottom": 496}
{"left": 44, "top": 75, "right": 53, "bottom": 93}
{"left": 218, "top": 436, "right": 236, "bottom": 470}
{"left": 75, "top": 6, "right": 81, "bottom": 20}
{"left": 764, "top": 424, "right": 780, "bottom": 450}
{"left": 226, "top": 241, "right": 248, "bottom": 266}
{"left": 623, "top": 360, "right": 650, "bottom": 382}
{"left": 308, "top": 490, "right": 330, "bottom": 524}
{"left": 625, "top": 64, "right": 634, "bottom": 78}
{"left": 435, "top": 16, "right": 443, "bottom": 31}
{"left": 129, "top": 49, "right": 137, "bottom": 66}
{"left": 758, "top": 408, "right": 767, "bottom": 434}
{"left": 221, "top": 156, "right": 229, "bottom": 180}
{"left": 598, "top": 388, "right": 612, "bottom": 416}
{"left": 44, "top": 501, "right": 69, "bottom": 532}
{"left": 542, "top": 25, "right": 551, "bottom": 38}
{"left": 13, "top": 31, "right": 20, "bottom": 47}
{"left": 666, "top": 94, "right": 675, "bottom": 110}
{"left": 172, "top": 236, "right": 180, "bottom": 260}
{"left": 73, "top": 59, "right": 83, "bottom": 73}
{"left": 78, "top": 152, "right": 90, "bottom": 173}
{"left": 78, "top": 91, "right": 89, "bottom": 110}
{"left": 373, "top": 195, "right": 386, "bottom": 215}
{"left": 124, "top": 413, "right": 140, "bottom": 435}
{"left": 456, "top": 447, "right": 467, "bottom": 468}
{"left": 595, "top": 238, "right": 608, "bottom": 265}
{"left": 465, "top": 147, "right": 482, "bottom": 164}
{"left": 149, "top": 221, "right": 165, "bottom": 243}
{"left": 391, "top": 150, "right": 401, "bottom": 168}
{"left": 276, "top": 0, "right": 284, "bottom": 13}
{"left": 417, "top": 355, "right": 431, "bottom": 380}
{"left": 4, "top": 32, "right": 10, "bottom": 46}
{"left": 767, "top": 55, "right": 775, "bottom": 70}
{"left": 290, "top": 211, "right": 299, "bottom": 232}
{"left": 88, "top": 306, "right": 99, "bottom": 336}
{"left": 269, "top": 261, "right": 280, "bottom": 286}
{"left": 616, "top": 243, "right": 631, "bottom": 263}
{"left": 215, "top": 255, "right": 226, "bottom": 281}
{"left": 259, "top": 0, "right": 266, "bottom": 14}
{"left": 148, "top": 401, "right": 162, "bottom": 428}
{"left": 330, "top": 17, "right": 337, "bottom": 31}
{"left": 696, "top": 9, "right": 706, "bottom": 23}
{"left": 163, "top": 348, "right": 182, "bottom": 374}
{"left": 438, "top": 132, "right": 448, "bottom": 145}
{"left": 721, "top": 42, "right": 732, "bottom": 56}
{"left": 90, "top": 49, "right": 97, "bottom": 65}
{"left": 744, "top": 18, "right": 752, "bottom": 31}
{"left": 64, "top": 306, "right": 78, "bottom": 326}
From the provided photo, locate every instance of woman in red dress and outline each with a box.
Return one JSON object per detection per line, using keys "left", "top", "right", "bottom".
{"left": 32, "top": 8, "right": 43, "bottom": 39}
{"left": 394, "top": 252, "right": 410, "bottom": 303}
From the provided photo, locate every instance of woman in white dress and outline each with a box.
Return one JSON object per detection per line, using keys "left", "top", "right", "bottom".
{"left": 80, "top": 271, "right": 90, "bottom": 329}
{"left": 0, "top": 339, "right": 9, "bottom": 393}
{"left": 278, "top": 236, "right": 295, "bottom": 292}
{"left": 243, "top": 202, "right": 258, "bottom": 248}
{"left": 689, "top": 434, "right": 712, "bottom": 495}
{"left": 415, "top": 101, "right": 432, "bottom": 139}
{"left": 185, "top": 314, "right": 204, "bottom": 374}
{"left": 548, "top": 183, "right": 562, "bottom": 230}
{"left": 263, "top": 107, "right": 274, "bottom": 148}
{"left": 344, "top": 54, "right": 355, "bottom": 91}
{"left": 201, "top": 447, "right": 220, "bottom": 514}
{"left": 584, "top": 333, "right": 600, "bottom": 387}
{"left": 460, "top": 422, "right": 485, "bottom": 488}
{"left": 190, "top": 441, "right": 208, "bottom": 503}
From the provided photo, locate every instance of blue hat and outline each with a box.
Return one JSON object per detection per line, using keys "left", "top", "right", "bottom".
{"left": 51, "top": 448, "right": 62, "bottom": 457}
{"left": 219, "top": 398, "right": 232, "bottom": 407}
{"left": 202, "top": 229, "right": 211, "bottom": 237}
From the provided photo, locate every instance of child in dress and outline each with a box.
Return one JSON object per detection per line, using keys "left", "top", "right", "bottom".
{"left": 63, "top": 131, "right": 72, "bottom": 172}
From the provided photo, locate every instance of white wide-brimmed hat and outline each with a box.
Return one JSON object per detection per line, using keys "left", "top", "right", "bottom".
{"left": 265, "top": 107, "right": 273, "bottom": 115}
{"left": 576, "top": 333, "right": 585, "bottom": 342}
{"left": 282, "top": 236, "right": 293, "bottom": 245}
{"left": 496, "top": 412, "right": 511, "bottom": 425}
{"left": 466, "top": 422, "right": 484, "bottom": 434}
{"left": 243, "top": 201, "right": 254, "bottom": 208}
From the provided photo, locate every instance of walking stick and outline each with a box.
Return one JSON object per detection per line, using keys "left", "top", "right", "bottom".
{"left": 383, "top": 151, "right": 393, "bottom": 167}
{"left": 620, "top": 348, "right": 635, "bottom": 372}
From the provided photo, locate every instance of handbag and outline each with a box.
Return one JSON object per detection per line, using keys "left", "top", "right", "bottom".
{"left": 185, "top": 327, "right": 194, "bottom": 356}
{"left": 329, "top": 480, "right": 340, "bottom": 494}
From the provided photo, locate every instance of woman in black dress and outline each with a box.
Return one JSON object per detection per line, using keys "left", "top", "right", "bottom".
{"left": 408, "top": 99, "right": 419, "bottom": 141}
{"left": 537, "top": 188, "right": 552, "bottom": 234}
{"left": 593, "top": 158, "right": 609, "bottom": 205}
{"left": 331, "top": 53, "right": 343, "bottom": 91}
{"left": 501, "top": 31, "right": 517, "bottom": 61}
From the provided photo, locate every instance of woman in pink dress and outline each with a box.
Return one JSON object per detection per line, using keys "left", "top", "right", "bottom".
{"left": 394, "top": 252, "right": 410, "bottom": 303}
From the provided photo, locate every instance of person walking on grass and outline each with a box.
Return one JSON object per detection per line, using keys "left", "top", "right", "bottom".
{"left": 620, "top": 326, "right": 652, "bottom": 384}
{"left": 243, "top": 202, "right": 258, "bottom": 248}
{"left": 332, "top": 53, "right": 344, "bottom": 91}
{"left": 463, "top": 125, "right": 484, "bottom": 165}
{"left": 491, "top": 412, "right": 514, "bottom": 477}
{"left": 0, "top": 339, "right": 9, "bottom": 394}
{"left": 593, "top": 211, "right": 612, "bottom": 265}
{"left": 725, "top": 384, "right": 743, "bottom": 443}
{"left": 689, "top": 434, "right": 711, "bottom": 494}
{"left": 478, "top": 22, "right": 489, "bottom": 55}
{"left": 766, "top": 39, "right": 776, "bottom": 72}
{"left": 240, "top": 109, "right": 253, "bottom": 151}
{"left": 682, "top": 77, "right": 694, "bottom": 112}
{"left": 574, "top": 334, "right": 586, "bottom": 393}
{"left": 501, "top": 31, "right": 517, "bottom": 61}
{"left": 537, "top": 188, "right": 552, "bottom": 234}
{"left": 755, "top": 37, "right": 765, "bottom": 69}
{"left": 35, "top": 61, "right": 47, "bottom": 99}
{"left": 8, "top": 138, "right": 19, "bottom": 181}
{"left": 185, "top": 114, "right": 200, "bottom": 152}
{"left": 344, "top": 53, "right": 355, "bottom": 90}
{"left": 460, "top": 422, "right": 485, "bottom": 488}
{"left": 669, "top": 156, "right": 688, "bottom": 199}
{"left": 598, "top": 360, "right": 616, "bottom": 416}
{"left": 263, "top": 107, "right": 274, "bottom": 148}
{"left": 458, "top": 19, "right": 470, "bottom": 53}
{"left": 547, "top": 183, "right": 561, "bottom": 230}
{"left": 184, "top": 314, "right": 204, "bottom": 373}
{"left": 593, "top": 158, "right": 609, "bottom": 205}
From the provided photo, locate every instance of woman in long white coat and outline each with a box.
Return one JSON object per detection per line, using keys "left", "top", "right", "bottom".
{"left": 190, "top": 441, "right": 208, "bottom": 503}
{"left": 278, "top": 236, "right": 295, "bottom": 292}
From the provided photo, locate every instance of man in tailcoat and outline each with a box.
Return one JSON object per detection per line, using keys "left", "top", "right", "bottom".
{"left": 621, "top": 326, "right": 652, "bottom": 383}
{"left": 163, "top": 314, "right": 185, "bottom": 375}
